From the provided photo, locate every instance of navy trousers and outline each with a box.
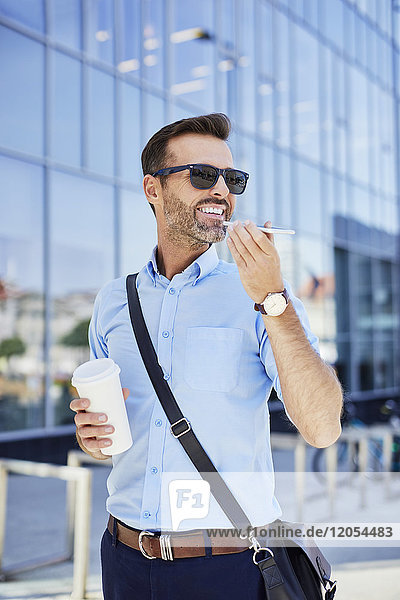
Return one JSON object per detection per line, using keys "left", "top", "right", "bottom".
{"left": 101, "top": 527, "right": 267, "bottom": 600}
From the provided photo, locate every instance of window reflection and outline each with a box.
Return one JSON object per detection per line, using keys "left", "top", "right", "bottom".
{"left": 142, "top": 0, "right": 164, "bottom": 88}
{"left": 87, "top": 67, "right": 115, "bottom": 176}
{"left": 0, "top": 157, "right": 44, "bottom": 432}
{"left": 119, "top": 190, "right": 157, "bottom": 276}
{"left": 85, "top": 0, "right": 114, "bottom": 64}
{"left": 293, "top": 23, "right": 320, "bottom": 162}
{"left": 171, "top": 0, "right": 214, "bottom": 112}
{"left": 49, "top": 0, "right": 82, "bottom": 50}
{"left": 355, "top": 336, "right": 374, "bottom": 391}
{"left": 0, "top": 26, "right": 44, "bottom": 156}
{"left": 0, "top": 0, "right": 44, "bottom": 32}
{"left": 296, "top": 160, "right": 321, "bottom": 236}
{"left": 119, "top": 81, "right": 141, "bottom": 183}
{"left": 49, "top": 172, "right": 115, "bottom": 425}
{"left": 143, "top": 92, "right": 166, "bottom": 148}
{"left": 349, "top": 66, "right": 369, "bottom": 186}
{"left": 49, "top": 51, "right": 81, "bottom": 167}
{"left": 296, "top": 236, "right": 335, "bottom": 350}
{"left": 237, "top": 0, "right": 256, "bottom": 132}
{"left": 274, "top": 11, "right": 290, "bottom": 148}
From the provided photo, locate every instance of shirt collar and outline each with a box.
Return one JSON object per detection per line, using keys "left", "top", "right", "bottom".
{"left": 146, "top": 244, "right": 219, "bottom": 286}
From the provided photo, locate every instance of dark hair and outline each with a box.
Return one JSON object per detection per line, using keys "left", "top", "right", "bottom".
{"left": 141, "top": 113, "right": 231, "bottom": 215}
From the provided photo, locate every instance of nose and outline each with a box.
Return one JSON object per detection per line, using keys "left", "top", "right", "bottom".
{"left": 209, "top": 174, "right": 230, "bottom": 198}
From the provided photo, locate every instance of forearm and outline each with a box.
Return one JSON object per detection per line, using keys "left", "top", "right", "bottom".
{"left": 263, "top": 302, "right": 343, "bottom": 447}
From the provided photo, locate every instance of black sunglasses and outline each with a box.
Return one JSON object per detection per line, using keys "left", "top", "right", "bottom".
{"left": 151, "top": 163, "right": 249, "bottom": 195}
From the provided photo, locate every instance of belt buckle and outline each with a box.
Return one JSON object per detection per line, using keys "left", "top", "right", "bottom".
{"left": 138, "top": 530, "right": 156, "bottom": 559}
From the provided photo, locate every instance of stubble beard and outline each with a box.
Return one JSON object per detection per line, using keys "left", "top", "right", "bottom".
{"left": 163, "top": 189, "right": 228, "bottom": 248}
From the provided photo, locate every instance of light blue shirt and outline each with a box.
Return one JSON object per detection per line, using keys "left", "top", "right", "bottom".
{"left": 88, "top": 244, "right": 319, "bottom": 531}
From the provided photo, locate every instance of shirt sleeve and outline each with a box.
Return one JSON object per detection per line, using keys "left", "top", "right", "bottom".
{"left": 88, "top": 285, "right": 109, "bottom": 360}
{"left": 258, "top": 279, "right": 320, "bottom": 406}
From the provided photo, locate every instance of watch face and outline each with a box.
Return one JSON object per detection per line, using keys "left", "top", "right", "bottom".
{"left": 263, "top": 293, "right": 287, "bottom": 316}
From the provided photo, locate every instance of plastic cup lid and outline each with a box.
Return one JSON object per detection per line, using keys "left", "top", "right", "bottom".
{"left": 71, "top": 358, "right": 120, "bottom": 386}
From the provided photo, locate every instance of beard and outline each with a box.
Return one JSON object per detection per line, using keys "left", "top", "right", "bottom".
{"left": 162, "top": 188, "right": 230, "bottom": 247}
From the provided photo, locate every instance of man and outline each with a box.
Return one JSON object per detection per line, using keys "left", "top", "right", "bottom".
{"left": 70, "top": 113, "right": 343, "bottom": 599}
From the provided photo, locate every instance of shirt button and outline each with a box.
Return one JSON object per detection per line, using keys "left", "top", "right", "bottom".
{"left": 151, "top": 466, "right": 158, "bottom": 474}
{"left": 143, "top": 511, "right": 151, "bottom": 519}
{"left": 164, "top": 373, "right": 170, "bottom": 381}
{"left": 155, "top": 419, "right": 162, "bottom": 427}
{"left": 169, "top": 288, "right": 175, "bottom": 295}
{"left": 162, "top": 330, "right": 170, "bottom": 338}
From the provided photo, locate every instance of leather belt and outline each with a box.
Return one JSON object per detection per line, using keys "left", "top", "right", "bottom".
{"left": 107, "top": 515, "right": 250, "bottom": 560}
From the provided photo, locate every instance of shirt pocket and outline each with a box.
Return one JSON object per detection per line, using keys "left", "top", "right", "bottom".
{"left": 184, "top": 327, "right": 243, "bottom": 393}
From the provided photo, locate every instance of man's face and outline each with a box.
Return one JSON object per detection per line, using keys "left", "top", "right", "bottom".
{"left": 157, "top": 134, "right": 236, "bottom": 245}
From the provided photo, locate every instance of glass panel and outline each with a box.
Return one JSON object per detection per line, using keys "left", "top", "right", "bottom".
{"left": 320, "top": 0, "right": 343, "bottom": 52}
{"left": 334, "top": 247, "right": 350, "bottom": 335}
{"left": 332, "top": 56, "right": 347, "bottom": 174}
{"left": 293, "top": 23, "right": 320, "bottom": 162}
{"left": 0, "top": 0, "right": 44, "bottom": 32}
{"left": 0, "top": 156, "right": 44, "bottom": 432}
{"left": 0, "top": 26, "right": 44, "bottom": 156}
{"left": 274, "top": 10, "right": 290, "bottom": 148}
{"left": 259, "top": 144, "right": 276, "bottom": 225}
{"left": 117, "top": 0, "right": 140, "bottom": 76}
{"left": 296, "top": 236, "right": 330, "bottom": 342}
{"left": 320, "top": 47, "right": 334, "bottom": 170}
{"left": 343, "top": 2, "right": 356, "bottom": 61}
{"left": 171, "top": 0, "right": 215, "bottom": 112}
{"left": 336, "top": 341, "right": 351, "bottom": 391}
{"left": 49, "top": 0, "right": 82, "bottom": 50}
{"left": 142, "top": 92, "right": 166, "bottom": 150}
{"left": 234, "top": 136, "right": 257, "bottom": 221}
{"left": 119, "top": 189, "right": 157, "bottom": 276}
{"left": 353, "top": 253, "right": 373, "bottom": 334}
{"left": 237, "top": 0, "right": 256, "bottom": 132}
{"left": 375, "top": 339, "right": 394, "bottom": 390}
{"left": 119, "top": 81, "right": 142, "bottom": 184}
{"left": 142, "top": 0, "right": 165, "bottom": 88}
{"left": 257, "top": 0, "right": 273, "bottom": 78}
{"left": 349, "top": 65, "right": 369, "bottom": 186}
{"left": 304, "top": 0, "right": 319, "bottom": 29}
{"left": 276, "top": 152, "right": 292, "bottom": 230}
{"left": 354, "top": 336, "right": 374, "bottom": 391}
{"left": 49, "top": 171, "right": 114, "bottom": 426}
{"left": 85, "top": 0, "right": 114, "bottom": 64}
{"left": 373, "top": 259, "right": 394, "bottom": 334}
{"left": 347, "top": 183, "right": 371, "bottom": 245}
{"left": 380, "top": 90, "right": 396, "bottom": 196}
{"left": 296, "top": 160, "right": 321, "bottom": 236}
{"left": 49, "top": 51, "right": 81, "bottom": 167}
{"left": 87, "top": 67, "right": 115, "bottom": 176}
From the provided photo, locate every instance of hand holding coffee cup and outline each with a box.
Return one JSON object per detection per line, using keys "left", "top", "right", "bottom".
{"left": 70, "top": 387, "right": 130, "bottom": 459}
{"left": 70, "top": 358, "right": 133, "bottom": 457}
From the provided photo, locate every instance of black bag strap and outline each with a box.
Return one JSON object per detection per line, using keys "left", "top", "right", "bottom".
{"left": 126, "top": 273, "right": 252, "bottom": 532}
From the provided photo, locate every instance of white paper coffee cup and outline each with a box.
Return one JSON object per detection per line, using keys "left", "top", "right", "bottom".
{"left": 71, "top": 358, "right": 133, "bottom": 456}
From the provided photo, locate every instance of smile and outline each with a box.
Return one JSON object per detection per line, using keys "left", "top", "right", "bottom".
{"left": 196, "top": 206, "right": 225, "bottom": 220}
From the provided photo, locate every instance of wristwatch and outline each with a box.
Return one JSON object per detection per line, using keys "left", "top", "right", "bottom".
{"left": 254, "top": 289, "right": 289, "bottom": 317}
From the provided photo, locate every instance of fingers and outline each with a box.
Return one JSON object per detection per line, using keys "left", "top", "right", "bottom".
{"left": 227, "top": 220, "right": 273, "bottom": 263}
{"left": 263, "top": 220, "right": 275, "bottom": 245}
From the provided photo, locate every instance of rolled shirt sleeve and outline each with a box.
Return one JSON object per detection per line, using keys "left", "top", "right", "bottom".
{"left": 88, "top": 284, "right": 110, "bottom": 360}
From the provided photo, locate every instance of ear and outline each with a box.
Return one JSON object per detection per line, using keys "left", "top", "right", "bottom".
{"left": 143, "top": 174, "right": 162, "bottom": 210}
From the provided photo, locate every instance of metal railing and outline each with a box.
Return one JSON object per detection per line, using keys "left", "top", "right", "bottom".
{"left": 0, "top": 458, "right": 92, "bottom": 600}
{"left": 271, "top": 425, "right": 400, "bottom": 520}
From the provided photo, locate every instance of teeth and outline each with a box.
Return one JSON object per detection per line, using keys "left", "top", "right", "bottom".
{"left": 198, "top": 207, "right": 224, "bottom": 215}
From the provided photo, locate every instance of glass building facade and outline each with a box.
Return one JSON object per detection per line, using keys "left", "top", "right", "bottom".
{"left": 0, "top": 0, "right": 399, "bottom": 443}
